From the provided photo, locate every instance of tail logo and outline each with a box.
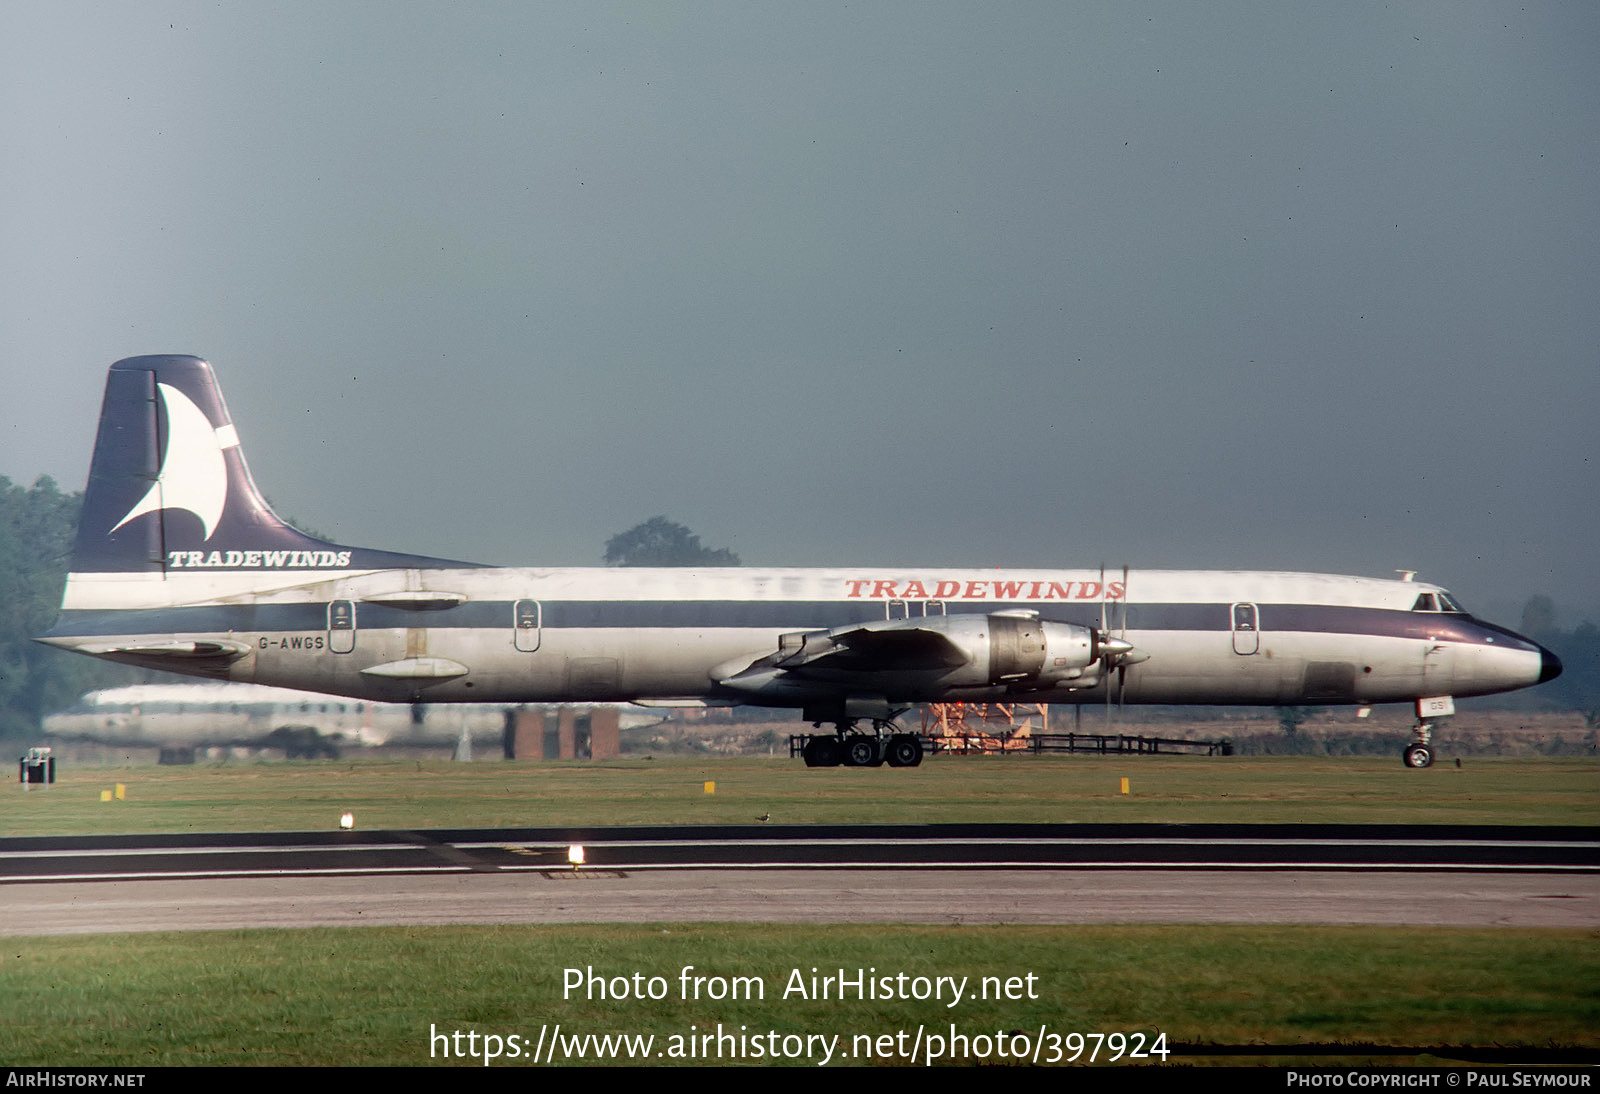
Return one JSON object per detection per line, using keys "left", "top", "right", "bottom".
{"left": 109, "top": 383, "right": 239, "bottom": 541}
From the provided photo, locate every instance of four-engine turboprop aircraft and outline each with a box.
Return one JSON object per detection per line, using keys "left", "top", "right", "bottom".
{"left": 39, "top": 356, "right": 1562, "bottom": 768}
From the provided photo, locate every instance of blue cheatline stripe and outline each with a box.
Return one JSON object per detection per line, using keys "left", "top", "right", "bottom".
{"left": 42, "top": 600, "right": 1537, "bottom": 651}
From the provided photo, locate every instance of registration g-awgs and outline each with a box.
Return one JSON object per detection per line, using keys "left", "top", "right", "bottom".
{"left": 40, "top": 356, "right": 1562, "bottom": 769}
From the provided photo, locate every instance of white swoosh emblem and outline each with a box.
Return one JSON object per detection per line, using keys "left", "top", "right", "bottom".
{"left": 109, "top": 383, "right": 237, "bottom": 541}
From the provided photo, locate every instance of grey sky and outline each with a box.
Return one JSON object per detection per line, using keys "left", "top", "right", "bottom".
{"left": 3, "top": 2, "right": 1596, "bottom": 624}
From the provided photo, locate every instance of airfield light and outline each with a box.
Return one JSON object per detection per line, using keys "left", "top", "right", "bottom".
{"left": 340, "top": 813, "right": 354, "bottom": 830}
{"left": 568, "top": 844, "right": 585, "bottom": 868}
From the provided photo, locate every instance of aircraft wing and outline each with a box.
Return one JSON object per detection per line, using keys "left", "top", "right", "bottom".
{"left": 714, "top": 612, "right": 1105, "bottom": 700}
{"left": 777, "top": 621, "right": 970, "bottom": 673}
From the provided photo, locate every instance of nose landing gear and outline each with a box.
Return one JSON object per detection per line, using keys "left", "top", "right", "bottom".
{"left": 1402, "top": 741, "right": 1434, "bottom": 768}
{"left": 1403, "top": 711, "right": 1439, "bottom": 768}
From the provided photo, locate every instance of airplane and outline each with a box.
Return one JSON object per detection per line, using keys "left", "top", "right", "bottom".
{"left": 43, "top": 682, "right": 670, "bottom": 757}
{"left": 39, "top": 355, "right": 1562, "bottom": 770}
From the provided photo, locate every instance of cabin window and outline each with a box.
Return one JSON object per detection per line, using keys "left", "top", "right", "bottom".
{"left": 513, "top": 599, "right": 542, "bottom": 652}
{"left": 328, "top": 599, "right": 357, "bottom": 653}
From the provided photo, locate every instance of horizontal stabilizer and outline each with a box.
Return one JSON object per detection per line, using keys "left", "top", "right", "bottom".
{"left": 46, "top": 638, "right": 252, "bottom": 665}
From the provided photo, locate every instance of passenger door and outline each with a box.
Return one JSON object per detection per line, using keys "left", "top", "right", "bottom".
{"left": 1231, "top": 602, "right": 1260, "bottom": 655}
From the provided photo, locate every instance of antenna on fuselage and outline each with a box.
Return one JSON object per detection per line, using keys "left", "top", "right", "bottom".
{"left": 1395, "top": 570, "right": 1417, "bottom": 583}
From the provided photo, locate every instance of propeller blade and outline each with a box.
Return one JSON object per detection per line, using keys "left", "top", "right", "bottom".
{"left": 1118, "top": 565, "right": 1130, "bottom": 711}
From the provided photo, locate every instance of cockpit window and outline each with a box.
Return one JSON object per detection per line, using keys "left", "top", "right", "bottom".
{"left": 1438, "top": 592, "right": 1464, "bottom": 613}
{"left": 1412, "top": 592, "right": 1466, "bottom": 613}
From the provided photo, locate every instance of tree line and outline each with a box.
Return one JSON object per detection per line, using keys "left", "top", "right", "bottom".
{"left": 1512, "top": 596, "right": 1600, "bottom": 722}
{"left": 0, "top": 477, "right": 141, "bottom": 739}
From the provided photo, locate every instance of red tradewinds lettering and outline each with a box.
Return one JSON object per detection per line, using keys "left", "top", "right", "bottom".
{"left": 844, "top": 577, "right": 1126, "bottom": 600}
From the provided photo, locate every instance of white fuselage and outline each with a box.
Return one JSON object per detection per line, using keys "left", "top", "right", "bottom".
{"left": 48, "top": 564, "right": 1551, "bottom": 711}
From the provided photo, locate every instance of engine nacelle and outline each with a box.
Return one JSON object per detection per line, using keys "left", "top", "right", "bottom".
{"left": 986, "top": 612, "right": 1099, "bottom": 686}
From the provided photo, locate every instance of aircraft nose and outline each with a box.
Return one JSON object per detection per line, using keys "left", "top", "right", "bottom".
{"left": 1538, "top": 645, "right": 1563, "bottom": 684}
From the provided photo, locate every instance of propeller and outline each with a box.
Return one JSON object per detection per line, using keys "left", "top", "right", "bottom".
{"left": 1115, "top": 565, "right": 1127, "bottom": 711}
{"left": 1100, "top": 565, "right": 1146, "bottom": 721}
{"left": 1101, "top": 566, "right": 1114, "bottom": 728}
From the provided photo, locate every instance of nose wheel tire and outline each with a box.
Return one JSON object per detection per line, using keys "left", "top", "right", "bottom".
{"left": 1403, "top": 743, "right": 1434, "bottom": 768}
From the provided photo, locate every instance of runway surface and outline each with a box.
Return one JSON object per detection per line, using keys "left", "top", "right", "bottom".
{"left": 6, "top": 823, "right": 1595, "bottom": 880}
{"left": 4, "top": 870, "right": 1597, "bottom": 935}
{"left": 2, "top": 824, "right": 1595, "bottom": 936}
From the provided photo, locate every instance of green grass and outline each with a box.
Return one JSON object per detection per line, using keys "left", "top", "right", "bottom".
{"left": 0, "top": 925, "right": 1592, "bottom": 1066}
{"left": 5, "top": 755, "right": 1597, "bottom": 836}
{"left": 6, "top": 757, "right": 1593, "bottom": 1067}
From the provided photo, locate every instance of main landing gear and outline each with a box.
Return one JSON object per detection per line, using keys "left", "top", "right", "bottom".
{"left": 802, "top": 719, "right": 924, "bottom": 768}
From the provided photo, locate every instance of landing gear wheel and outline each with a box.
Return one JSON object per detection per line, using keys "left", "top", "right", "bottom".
{"left": 1403, "top": 742, "right": 1434, "bottom": 769}
{"left": 804, "top": 737, "right": 842, "bottom": 767}
{"left": 885, "top": 733, "right": 924, "bottom": 768}
{"left": 843, "top": 735, "right": 882, "bottom": 767}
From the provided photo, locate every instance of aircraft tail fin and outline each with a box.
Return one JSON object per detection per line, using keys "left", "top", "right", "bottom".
{"left": 71, "top": 355, "right": 476, "bottom": 576}
{"left": 72, "top": 356, "right": 343, "bottom": 573}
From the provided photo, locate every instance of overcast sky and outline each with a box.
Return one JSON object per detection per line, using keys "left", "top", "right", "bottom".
{"left": 3, "top": 2, "right": 1595, "bottom": 624}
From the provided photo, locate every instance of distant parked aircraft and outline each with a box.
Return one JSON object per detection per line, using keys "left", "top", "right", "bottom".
{"left": 43, "top": 682, "right": 665, "bottom": 758}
